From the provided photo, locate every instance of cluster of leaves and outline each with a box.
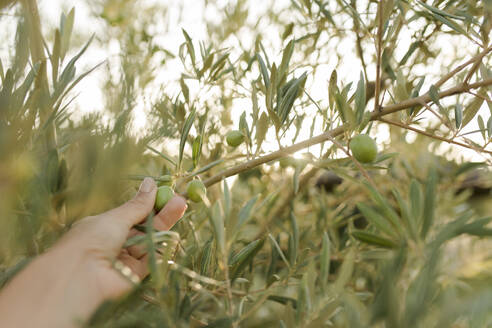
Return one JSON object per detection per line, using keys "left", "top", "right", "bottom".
{"left": 1, "top": 0, "right": 492, "bottom": 327}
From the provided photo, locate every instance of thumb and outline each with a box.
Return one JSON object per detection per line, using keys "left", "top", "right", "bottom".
{"left": 104, "top": 177, "right": 157, "bottom": 228}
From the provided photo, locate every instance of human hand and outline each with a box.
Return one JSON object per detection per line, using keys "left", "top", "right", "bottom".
{"left": 0, "top": 177, "right": 187, "bottom": 328}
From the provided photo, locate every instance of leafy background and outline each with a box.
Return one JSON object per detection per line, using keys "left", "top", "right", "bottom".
{"left": 1, "top": 0, "right": 492, "bottom": 327}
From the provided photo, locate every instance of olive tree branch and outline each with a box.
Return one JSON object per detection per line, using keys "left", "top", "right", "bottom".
{"left": 203, "top": 78, "right": 492, "bottom": 189}
{"left": 434, "top": 44, "right": 492, "bottom": 89}
{"left": 377, "top": 118, "right": 492, "bottom": 157}
{"left": 464, "top": 45, "right": 492, "bottom": 84}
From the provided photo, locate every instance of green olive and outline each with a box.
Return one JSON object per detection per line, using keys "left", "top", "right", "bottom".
{"left": 349, "top": 134, "right": 378, "bottom": 163}
{"left": 154, "top": 186, "right": 175, "bottom": 211}
{"left": 226, "top": 130, "right": 244, "bottom": 147}
{"left": 187, "top": 179, "right": 206, "bottom": 202}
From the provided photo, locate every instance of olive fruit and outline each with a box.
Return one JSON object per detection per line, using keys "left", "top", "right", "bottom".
{"left": 187, "top": 179, "right": 206, "bottom": 202}
{"left": 226, "top": 130, "right": 244, "bottom": 147}
{"left": 154, "top": 186, "right": 175, "bottom": 211}
{"left": 349, "top": 134, "right": 378, "bottom": 163}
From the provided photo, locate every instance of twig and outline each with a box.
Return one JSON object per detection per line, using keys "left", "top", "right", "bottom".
{"left": 378, "top": 118, "right": 492, "bottom": 156}
{"left": 417, "top": 99, "right": 452, "bottom": 130}
{"left": 374, "top": 0, "right": 384, "bottom": 112}
{"left": 464, "top": 46, "right": 492, "bottom": 84}
{"left": 434, "top": 44, "right": 492, "bottom": 89}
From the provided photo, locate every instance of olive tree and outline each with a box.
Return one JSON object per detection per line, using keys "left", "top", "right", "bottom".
{"left": 1, "top": 0, "right": 492, "bottom": 327}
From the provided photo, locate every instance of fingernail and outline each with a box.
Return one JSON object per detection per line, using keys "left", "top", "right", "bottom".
{"left": 139, "top": 177, "right": 155, "bottom": 193}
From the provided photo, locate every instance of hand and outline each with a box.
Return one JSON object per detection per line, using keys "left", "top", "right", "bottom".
{"left": 0, "top": 178, "right": 187, "bottom": 328}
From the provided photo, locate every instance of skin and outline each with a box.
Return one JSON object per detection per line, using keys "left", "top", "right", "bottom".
{"left": 0, "top": 177, "right": 187, "bottom": 328}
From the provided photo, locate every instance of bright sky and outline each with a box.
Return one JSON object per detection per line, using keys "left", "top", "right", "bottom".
{"left": 1, "top": 0, "right": 490, "bottom": 163}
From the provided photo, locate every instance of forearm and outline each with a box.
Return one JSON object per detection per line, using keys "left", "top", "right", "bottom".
{"left": 0, "top": 247, "right": 95, "bottom": 328}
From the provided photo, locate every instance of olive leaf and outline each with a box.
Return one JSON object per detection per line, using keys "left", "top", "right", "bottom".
{"left": 178, "top": 107, "right": 196, "bottom": 170}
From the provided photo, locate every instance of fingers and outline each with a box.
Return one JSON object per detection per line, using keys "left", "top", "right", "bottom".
{"left": 153, "top": 195, "right": 187, "bottom": 231}
{"left": 118, "top": 252, "right": 149, "bottom": 281}
{"left": 103, "top": 177, "right": 157, "bottom": 229}
{"left": 126, "top": 229, "right": 147, "bottom": 259}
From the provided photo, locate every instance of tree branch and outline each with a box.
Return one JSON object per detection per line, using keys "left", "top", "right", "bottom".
{"left": 203, "top": 78, "right": 492, "bottom": 188}
{"left": 378, "top": 118, "right": 492, "bottom": 156}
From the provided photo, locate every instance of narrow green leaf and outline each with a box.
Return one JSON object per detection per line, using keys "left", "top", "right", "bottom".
{"left": 356, "top": 203, "right": 396, "bottom": 237}
{"left": 421, "top": 169, "right": 437, "bottom": 239}
{"left": 229, "top": 239, "right": 264, "bottom": 279}
{"left": 354, "top": 72, "right": 366, "bottom": 124}
{"left": 180, "top": 77, "right": 189, "bottom": 102}
{"left": 209, "top": 53, "right": 229, "bottom": 78}
{"left": 255, "top": 112, "right": 269, "bottom": 154}
{"left": 53, "top": 34, "right": 94, "bottom": 100}
{"left": 279, "top": 40, "right": 295, "bottom": 81}
{"left": 268, "top": 233, "right": 291, "bottom": 269}
{"left": 146, "top": 145, "right": 177, "bottom": 167}
{"left": 235, "top": 195, "right": 259, "bottom": 232}
{"left": 463, "top": 98, "right": 485, "bottom": 130}
{"left": 190, "top": 159, "right": 224, "bottom": 177}
{"left": 392, "top": 189, "right": 417, "bottom": 240}
{"left": 363, "top": 182, "right": 404, "bottom": 236}
{"left": 488, "top": 116, "right": 492, "bottom": 138}
{"left": 182, "top": 29, "right": 196, "bottom": 67}
{"left": 257, "top": 53, "right": 270, "bottom": 89}
{"left": 296, "top": 274, "right": 311, "bottom": 323}
{"left": 192, "top": 135, "right": 202, "bottom": 168}
{"left": 179, "top": 108, "right": 196, "bottom": 170}
{"left": 395, "top": 70, "right": 409, "bottom": 101}
{"left": 267, "top": 234, "right": 280, "bottom": 286}
{"left": 399, "top": 41, "right": 421, "bottom": 66}
{"left": 478, "top": 115, "right": 486, "bottom": 141}
{"left": 328, "top": 69, "right": 337, "bottom": 110}
{"left": 279, "top": 73, "right": 307, "bottom": 124}
{"left": 60, "top": 8, "right": 75, "bottom": 61}
{"left": 0, "top": 59, "right": 4, "bottom": 82}
{"left": 199, "top": 52, "right": 215, "bottom": 78}
{"left": 124, "top": 230, "right": 179, "bottom": 248}
{"left": 333, "top": 248, "right": 355, "bottom": 293}
{"left": 409, "top": 77, "right": 426, "bottom": 115}
{"left": 454, "top": 103, "right": 463, "bottom": 129}
{"left": 209, "top": 202, "right": 225, "bottom": 254}
{"left": 293, "top": 164, "right": 302, "bottom": 194}
{"left": 319, "top": 232, "right": 331, "bottom": 289}
{"left": 200, "top": 239, "right": 214, "bottom": 276}
{"left": 289, "top": 213, "right": 299, "bottom": 265}
{"left": 429, "top": 85, "right": 442, "bottom": 109}
{"left": 352, "top": 230, "right": 398, "bottom": 249}
{"left": 267, "top": 295, "right": 297, "bottom": 309}
{"left": 409, "top": 179, "right": 422, "bottom": 223}
{"left": 223, "top": 180, "right": 231, "bottom": 218}
{"left": 12, "top": 63, "right": 38, "bottom": 109}
{"left": 52, "top": 29, "right": 61, "bottom": 84}
{"left": 427, "top": 10, "right": 467, "bottom": 35}
{"left": 266, "top": 64, "right": 277, "bottom": 113}
{"left": 459, "top": 217, "right": 492, "bottom": 236}
{"left": 13, "top": 19, "right": 29, "bottom": 78}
